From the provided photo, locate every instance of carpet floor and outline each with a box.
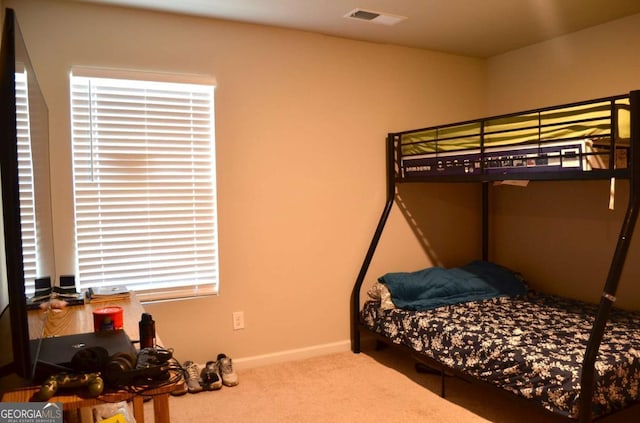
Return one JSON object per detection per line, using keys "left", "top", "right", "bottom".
{"left": 143, "top": 343, "right": 640, "bottom": 423}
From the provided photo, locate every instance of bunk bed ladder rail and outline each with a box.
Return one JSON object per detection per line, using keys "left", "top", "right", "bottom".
{"left": 351, "top": 133, "right": 397, "bottom": 353}
{"left": 578, "top": 90, "right": 640, "bottom": 423}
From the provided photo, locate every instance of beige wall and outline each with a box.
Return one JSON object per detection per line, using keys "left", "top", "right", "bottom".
{"left": 486, "top": 14, "right": 640, "bottom": 308}
{"left": 5, "top": 0, "right": 485, "bottom": 364}
{"left": 487, "top": 14, "right": 640, "bottom": 113}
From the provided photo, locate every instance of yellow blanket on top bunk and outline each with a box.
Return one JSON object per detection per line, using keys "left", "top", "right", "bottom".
{"left": 400, "top": 99, "right": 631, "bottom": 156}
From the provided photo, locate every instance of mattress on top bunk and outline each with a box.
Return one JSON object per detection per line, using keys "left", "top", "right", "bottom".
{"left": 399, "top": 99, "right": 631, "bottom": 156}
{"left": 361, "top": 291, "right": 640, "bottom": 419}
{"left": 398, "top": 97, "right": 631, "bottom": 178}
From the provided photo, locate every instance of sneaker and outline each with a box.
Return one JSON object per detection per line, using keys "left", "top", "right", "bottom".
{"left": 201, "top": 361, "right": 223, "bottom": 390}
{"left": 182, "top": 361, "right": 203, "bottom": 394}
{"left": 216, "top": 353, "right": 239, "bottom": 387}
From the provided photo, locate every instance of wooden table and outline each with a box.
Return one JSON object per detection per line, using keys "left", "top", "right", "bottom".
{"left": 1, "top": 294, "right": 178, "bottom": 423}
{"left": 28, "top": 293, "right": 146, "bottom": 339}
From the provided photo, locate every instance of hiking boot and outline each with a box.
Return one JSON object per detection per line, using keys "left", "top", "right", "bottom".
{"left": 182, "top": 361, "right": 203, "bottom": 393}
{"left": 201, "top": 361, "right": 223, "bottom": 390}
{"left": 216, "top": 353, "right": 239, "bottom": 387}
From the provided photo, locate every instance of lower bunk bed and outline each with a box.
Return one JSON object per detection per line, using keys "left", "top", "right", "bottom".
{"left": 358, "top": 261, "right": 640, "bottom": 421}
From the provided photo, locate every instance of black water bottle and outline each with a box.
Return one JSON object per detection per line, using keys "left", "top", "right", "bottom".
{"left": 139, "top": 313, "right": 156, "bottom": 349}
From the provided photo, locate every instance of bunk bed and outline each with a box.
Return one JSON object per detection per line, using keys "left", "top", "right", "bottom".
{"left": 350, "top": 91, "right": 640, "bottom": 423}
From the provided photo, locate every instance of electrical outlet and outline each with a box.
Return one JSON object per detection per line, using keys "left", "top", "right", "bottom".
{"left": 232, "top": 311, "right": 245, "bottom": 330}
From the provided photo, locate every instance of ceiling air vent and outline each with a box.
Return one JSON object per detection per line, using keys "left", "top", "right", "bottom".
{"left": 343, "top": 8, "right": 407, "bottom": 26}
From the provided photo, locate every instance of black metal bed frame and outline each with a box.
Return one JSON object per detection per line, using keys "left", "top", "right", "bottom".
{"left": 350, "top": 90, "right": 640, "bottom": 423}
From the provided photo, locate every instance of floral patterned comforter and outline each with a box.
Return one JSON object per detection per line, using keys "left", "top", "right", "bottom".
{"left": 361, "top": 291, "right": 640, "bottom": 419}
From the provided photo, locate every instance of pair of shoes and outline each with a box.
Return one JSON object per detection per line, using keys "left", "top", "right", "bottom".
{"left": 216, "top": 353, "right": 239, "bottom": 387}
{"left": 182, "top": 361, "right": 203, "bottom": 394}
{"left": 182, "top": 360, "right": 224, "bottom": 392}
{"left": 201, "top": 361, "right": 222, "bottom": 391}
{"left": 181, "top": 354, "right": 239, "bottom": 393}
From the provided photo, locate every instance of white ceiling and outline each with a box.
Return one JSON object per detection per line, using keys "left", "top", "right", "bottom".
{"left": 75, "top": 0, "right": 640, "bottom": 57}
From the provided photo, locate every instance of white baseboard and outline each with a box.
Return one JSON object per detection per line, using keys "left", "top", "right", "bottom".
{"left": 233, "top": 340, "right": 351, "bottom": 370}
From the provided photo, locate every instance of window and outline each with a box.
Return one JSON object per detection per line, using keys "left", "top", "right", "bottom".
{"left": 16, "top": 68, "right": 38, "bottom": 295}
{"left": 69, "top": 69, "right": 218, "bottom": 301}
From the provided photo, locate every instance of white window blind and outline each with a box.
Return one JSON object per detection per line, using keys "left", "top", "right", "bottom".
{"left": 69, "top": 72, "right": 218, "bottom": 301}
{"left": 16, "top": 69, "right": 38, "bottom": 295}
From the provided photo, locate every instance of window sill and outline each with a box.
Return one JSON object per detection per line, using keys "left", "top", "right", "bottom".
{"left": 135, "top": 285, "right": 218, "bottom": 304}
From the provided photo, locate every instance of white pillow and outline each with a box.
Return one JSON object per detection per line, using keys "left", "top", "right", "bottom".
{"left": 366, "top": 282, "right": 395, "bottom": 310}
